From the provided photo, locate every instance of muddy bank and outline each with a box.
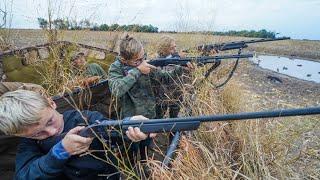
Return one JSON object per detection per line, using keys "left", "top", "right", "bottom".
{"left": 234, "top": 60, "right": 320, "bottom": 108}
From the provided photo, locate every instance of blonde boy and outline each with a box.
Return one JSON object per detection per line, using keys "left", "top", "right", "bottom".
{"left": 0, "top": 90, "right": 150, "bottom": 179}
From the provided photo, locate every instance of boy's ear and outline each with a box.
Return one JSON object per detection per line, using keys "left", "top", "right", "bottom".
{"left": 48, "top": 98, "right": 57, "bottom": 109}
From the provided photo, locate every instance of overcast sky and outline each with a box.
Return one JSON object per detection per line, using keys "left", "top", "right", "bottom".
{"left": 2, "top": 0, "right": 320, "bottom": 40}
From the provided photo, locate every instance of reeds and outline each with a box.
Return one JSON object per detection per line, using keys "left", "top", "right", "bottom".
{"left": 11, "top": 30, "right": 319, "bottom": 179}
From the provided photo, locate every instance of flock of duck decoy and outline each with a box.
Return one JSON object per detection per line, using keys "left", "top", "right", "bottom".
{"left": 279, "top": 64, "right": 320, "bottom": 77}
{"left": 256, "top": 57, "right": 320, "bottom": 78}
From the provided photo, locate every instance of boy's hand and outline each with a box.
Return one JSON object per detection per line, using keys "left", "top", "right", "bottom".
{"left": 62, "top": 126, "right": 93, "bottom": 155}
{"left": 126, "top": 115, "right": 157, "bottom": 142}
{"left": 183, "top": 62, "right": 195, "bottom": 71}
{"left": 81, "top": 76, "right": 100, "bottom": 87}
{"left": 137, "top": 61, "right": 156, "bottom": 74}
{"left": 209, "top": 48, "right": 219, "bottom": 55}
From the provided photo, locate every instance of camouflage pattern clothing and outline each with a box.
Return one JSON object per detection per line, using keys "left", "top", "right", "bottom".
{"left": 153, "top": 53, "right": 191, "bottom": 119}
{"left": 151, "top": 54, "right": 189, "bottom": 162}
{"left": 108, "top": 58, "right": 183, "bottom": 119}
{"left": 108, "top": 58, "right": 183, "bottom": 166}
{"left": 73, "top": 63, "right": 107, "bottom": 79}
{"left": 85, "top": 63, "right": 108, "bottom": 79}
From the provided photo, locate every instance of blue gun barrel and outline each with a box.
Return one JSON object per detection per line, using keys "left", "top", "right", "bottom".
{"left": 78, "top": 106, "right": 320, "bottom": 137}
{"left": 120, "top": 106, "right": 320, "bottom": 133}
{"left": 198, "top": 37, "right": 291, "bottom": 52}
{"left": 148, "top": 54, "right": 253, "bottom": 67}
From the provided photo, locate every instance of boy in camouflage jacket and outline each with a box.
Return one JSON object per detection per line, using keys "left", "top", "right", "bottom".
{"left": 108, "top": 34, "right": 192, "bottom": 119}
{"left": 108, "top": 34, "right": 192, "bottom": 163}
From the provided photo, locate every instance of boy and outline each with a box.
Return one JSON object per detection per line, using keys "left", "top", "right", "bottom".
{"left": 71, "top": 52, "right": 107, "bottom": 86}
{"left": 108, "top": 34, "right": 192, "bottom": 119}
{"left": 108, "top": 34, "right": 192, "bottom": 163}
{"left": 155, "top": 35, "right": 216, "bottom": 118}
{"left": 0, "top": 89, "right": 151, "bottom": 179}
{"left": 0, "top": 82, "right": 46, "bottom": 180}
{"left": 155, "top": 35, "right": 187, "bottom": 119}
{"left": 156, "top": 35, "right": 186, "bottom": 59}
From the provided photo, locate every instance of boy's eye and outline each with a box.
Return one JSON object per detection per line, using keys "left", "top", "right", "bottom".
{"left": 32, "top": 131, "right": 44, "bottom": 138}
{"left": 134, "top": 58, "right": 143, "bottom": 65}
{"left": 47, "top": 119, "right": 53, "bottom": 126}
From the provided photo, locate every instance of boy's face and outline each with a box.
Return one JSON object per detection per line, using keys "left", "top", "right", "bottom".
{"left": 122, "top": 48, "right": 145, "bottom": 67}
{"left": 17, "top": 104, "right": 64, "bottom": 140}
{"left": 73, "top": 56, "right": 86, "bottom": 68}
{"left": 169, "top": 41, "right": 177, "bottom": 55}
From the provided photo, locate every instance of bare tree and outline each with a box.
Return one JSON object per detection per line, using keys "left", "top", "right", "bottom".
{"left": 0, "top": 9, "right": 7, "bottom": 28}
{"left": 48, "top": 1, "right": 56, "bottom": 41}
{"left": 0, "top": 0, "right": 13, "bottom": 51}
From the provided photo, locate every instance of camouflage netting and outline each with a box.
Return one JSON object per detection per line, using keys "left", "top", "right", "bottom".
{"left": 0, "top": 42, "right": 116, "bottom": 86}
{"left": 0, "top": 42, "right": 118, "bottom": 180}
{"left": 0, "top": 42, "right": 117, "bottom": 115}
{"left": 2, "top": 54, "right": 44, "bottom": 84}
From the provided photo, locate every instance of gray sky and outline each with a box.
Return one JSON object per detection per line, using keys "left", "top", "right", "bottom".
{"left": 2, "top": 0, "right": 320, "bottom": 40}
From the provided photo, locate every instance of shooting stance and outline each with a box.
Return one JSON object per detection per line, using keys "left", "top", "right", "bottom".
{"left": 0, "top": 89, "right": 152, "bottom": 179}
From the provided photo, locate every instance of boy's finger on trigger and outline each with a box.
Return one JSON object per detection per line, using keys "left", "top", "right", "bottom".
{"left": 127, "top": 133, "right": 138, "bottom": 142}
{"left": 84, "top": 137, "right": 94, "bottom": 144}
{"left": 127, "top": 127, "right": 138, "bottom": 141}
{"left": 125, "top": 131, "right": 134, "bottom": 141}
{"left": 73, "top": 135, "right": 92, "bottom": 144}
{"left": 68, "top": 126, "right": 85, "bottom": 134}
{"left": 149, "top": 133, "right": 157, "bottom": 138}
{"left": 147, "top": 64, "right": 156, "bottom": 69}
{"left": 83, "top": 137, "right": 94, "bottom": 144}
{"left": 133, "top": 127, "right": 147, "bottom": 139}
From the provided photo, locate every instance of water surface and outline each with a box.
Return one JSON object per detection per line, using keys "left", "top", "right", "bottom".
{"left": 250, "top": 55, "right": 320, "bottom": 83}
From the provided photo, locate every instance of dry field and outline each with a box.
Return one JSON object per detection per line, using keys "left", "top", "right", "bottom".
{"left": 2, "top": 29, "right": 320, "bottom": 179}
{"left": 5, "top": 29, "right": 320, "bottom": 61}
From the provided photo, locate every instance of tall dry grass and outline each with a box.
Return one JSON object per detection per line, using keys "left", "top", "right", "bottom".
{"left": 6, "top": 1, "right": 318, "bottom": 179}
{"left": 0, "top": 28, "right": 12, "bottom": 51}
{"left": 146, "top": 77, "right": 319, "bottom": 179}
{"left": 129, "top": 34, "right": 319, "bottom": 179}
{"left": 48, "top": 32, "right": 320, "bottom": 179}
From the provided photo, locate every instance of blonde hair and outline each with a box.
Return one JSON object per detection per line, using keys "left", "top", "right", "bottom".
{"left": 157, "top": 35, "right": 175, "bottom": 57}
{"left": 119, "top": 33, "right": 143, "bottom": 61}
{"left": 0, "top": 90, "right": 51, "bottom": 135}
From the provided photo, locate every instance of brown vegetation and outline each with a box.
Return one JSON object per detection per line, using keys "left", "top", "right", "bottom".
{"left": 4, "top": 29, "right": 320, "bottom": 179}
{"left": 6, "top": 29, "right": 320, "bottom": 62}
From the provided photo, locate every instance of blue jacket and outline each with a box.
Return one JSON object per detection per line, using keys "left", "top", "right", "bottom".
{"left": 15, "top": 110, "right": 120, "bottom": 180}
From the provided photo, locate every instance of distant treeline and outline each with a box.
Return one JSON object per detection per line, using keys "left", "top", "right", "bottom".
{"left": 37, "top": 17, "right": 280, "bottom": 38}
{"left": 213, "top": 29, "right": 276, "bottom": 39}
{"left": 37, "top": 18, "right": 158, "bottom": 33}
{"left": 159, "top": 30, "right": 278, "bottom": 39}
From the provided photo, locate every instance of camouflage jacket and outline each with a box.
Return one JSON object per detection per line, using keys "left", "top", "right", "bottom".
{"left": 72, "top": 63, "right": 107, "bottom": 79}
{"left": 108, "top": 58, "right": 183, "bottom": 119}
{"left": 85, "top": 63, "right": 107, "bottom": 79}
{"left": 153, "top": 54, "right": 192, "bottom": 106}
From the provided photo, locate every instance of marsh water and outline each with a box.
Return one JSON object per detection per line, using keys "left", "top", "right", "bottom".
{"left": 250, "top": 55, "right": 320, "bottom": 83}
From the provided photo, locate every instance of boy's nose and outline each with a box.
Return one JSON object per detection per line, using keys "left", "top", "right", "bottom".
{"left": 46, "top": 128, "right": 58, "bottom": 136}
